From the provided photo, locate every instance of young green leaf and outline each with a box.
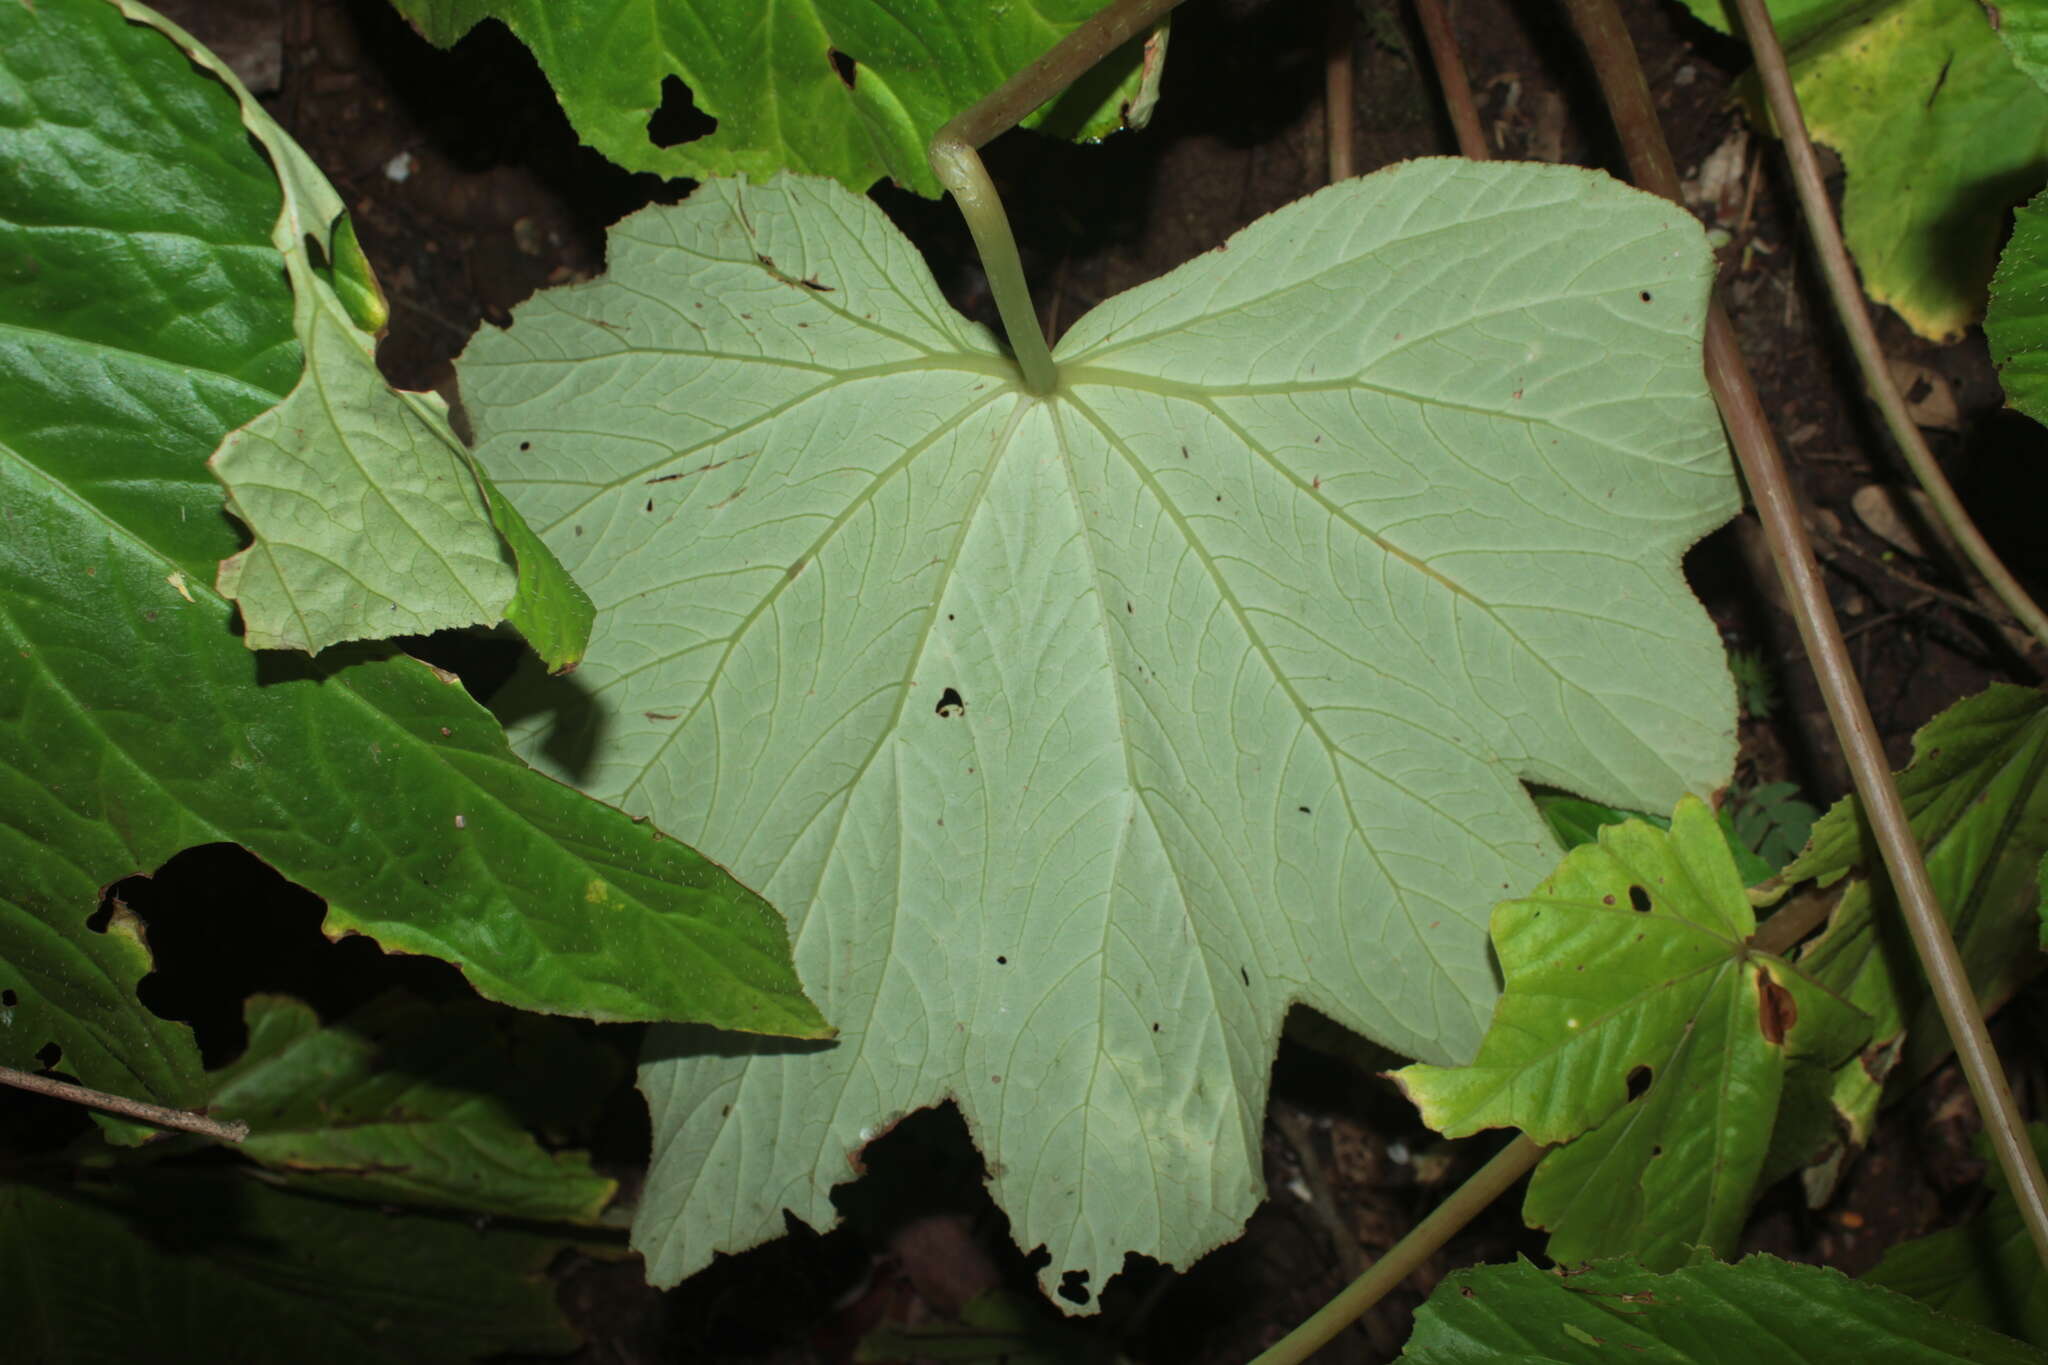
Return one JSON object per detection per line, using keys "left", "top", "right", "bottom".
{"left": 1396, "top": 1254, "right": 2047, "bottom": 1365}
{"left": 0, "top": 0, "right": 827, "bottom": 1098}
{"left": 389, "top": 0, "right": 1165, "bottom": 196}
{"left": 461, "top": 163, "right": 1741, "bottom": 1300}
{"left": 0, "top": 1173, "right": 579, "bottom": 1363}
{"left": 1783, "top": 683, "right": 2048, "bottom": 1195}
{"left": 1394, "top": 797, "right": 1866, "bottom": 1268}
{"left": 1679, "top": 0, "right": 2048, "bottom": 343}
{"left": 202, "top": 994, "right": 620, "bottom": 1222}
{"left": 106, "top": 0, "right": 591, "bottom": 666}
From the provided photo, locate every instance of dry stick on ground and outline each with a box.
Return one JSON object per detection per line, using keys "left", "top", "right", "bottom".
{"left": 1562, "top": 0, "right": 2048, "bottom": 1273}
{"left": 0, "top": 1063, "right": 249, "bottom": 1143}
{"left": 1730, "top": 0, "right": 2048, "bottom": 666}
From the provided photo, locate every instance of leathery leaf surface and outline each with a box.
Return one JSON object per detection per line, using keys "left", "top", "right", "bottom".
{"left": 463, "top": 162, "right": 1740, "bottom": 1304}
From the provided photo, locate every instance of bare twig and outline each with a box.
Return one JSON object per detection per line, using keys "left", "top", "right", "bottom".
{"left": 0, "top": 1064, "right": 249, "bottom": 1143}
{"left": 1730, "top": 0, "right": 2048, "bottom": 664}
{"left": 1247, "top": 1135, "right": 1546, "bottom": 1365}
{"left": 1560, "top": 0, "right": 2048, "bottom": 1277}
{"left": 1412, "top": 0, "right": 1488, "bottom": 159}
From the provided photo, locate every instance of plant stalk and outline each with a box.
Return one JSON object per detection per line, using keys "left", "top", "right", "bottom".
{"left": 1559, "top": 0, "right": 2048, "bottom": 1274}
{"left": 1246, "top": 1135, "right": 1546, "bottom": 1365}
{"left": 1327, "top": 0, "right": 1357, "bottom": 181}
{"left": 0, "top": 1063, "right": 249, "bottom": 1143}
{"left": 1729, "top": 0, "right": 2048, "bottom": 662}
{"left": 929, "top": 0, "right": 1183, "bottom": 395}
{"left": 1413, "top": 0, "right": 1488, "bottom": 160}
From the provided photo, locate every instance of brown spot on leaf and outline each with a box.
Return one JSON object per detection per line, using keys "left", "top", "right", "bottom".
{"left": 1757, "top": 971, "right": 1797, "bottom": 1044}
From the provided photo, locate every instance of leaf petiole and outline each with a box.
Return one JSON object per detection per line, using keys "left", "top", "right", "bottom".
{"left": 927, "top": 0, "right": 1182, "bottom": 395}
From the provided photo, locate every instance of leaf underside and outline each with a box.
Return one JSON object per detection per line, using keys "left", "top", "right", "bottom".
{"left": 463, "top": 162, "right": 1740, "bottom": 1303}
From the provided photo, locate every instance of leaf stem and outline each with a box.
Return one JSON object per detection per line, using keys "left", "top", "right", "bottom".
{"left": 1728, "top": 0, "right": 2048, "bottom": 663}
{"left": 1559, "top": 0, "right": 2048, "bottom": 1278}
{"left": 0, "top": 1064, "right": 249, "bottom": 1143}
{"left": 929, "top": 0, "right": 1182, "bottom": 395}
{"left": 1246, "top": 1135, "right": 1546, "bottom": 1365}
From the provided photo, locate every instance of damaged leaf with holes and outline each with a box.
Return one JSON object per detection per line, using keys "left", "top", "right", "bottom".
{"left": 0, "top": 0, "right": 826, "bottom": 1111}
{"left": 389, "top": 0, "right": 1168, "bottom": 196}
{"left": 460, "top": 160, "right": 1742, "bottom": 1302}
{"left": 1395, "top": 797, "right": 1867, "bottom": 1269}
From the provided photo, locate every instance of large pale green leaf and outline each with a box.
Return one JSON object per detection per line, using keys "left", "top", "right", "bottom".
{"left": 1395, "top": 1254, "right": 2047, "bottom": 1365}
{"left": 461, "top": 162, "right": 1740, "bottom": 1300}
{"left": 104, "top": 0, "right": 590, "bottom": 664}
{"left": 1782, "top": 683, "right": 2048, "bottom": 1194}
{"left": 1680, "top": 0, "right": 2048, "bottom": 343}
{"left": 1395, "top": 798, "right": 1865, "bottom": 1268}
{"left": 388, "top": 0, "right": 1165, "bottom": 196}
{"left": 202, "top": 994, "right": 619, "bottom": 1222}
{"left": 0, "top": 1172, "right": 577, "bottom": 1363}
{"left": 0, "top": 0, "right": 825, "bottom": 1105}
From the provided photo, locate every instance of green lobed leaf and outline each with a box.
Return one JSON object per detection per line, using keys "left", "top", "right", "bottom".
{"left": 0, "top": 0, "right": 825, "bottom": 1105}
{"left": 1988, "top": 188, "right": 2048, "bottom": 428}
{"left": 0, "top": 0, "right": 298, "bottom": 1104}
{"left": 1533, "top": 791, "right": 1782, "bottom": 886}
{"left": 1395, "top": 1254, "right": 2048, "bottom": 1365}
{"left": 102, "top": 0, "right": 590, "bottom": 665}
{"left": 1783, "top": 683, "right": 2048, "bottom": 1195}
{"left": 1864, "top": 1124, "right": 2048, "bottom": 1348}
{"left": 1726, "top": 779, "right": 1816, "bottom": 875}
{"left": 1394, "top": 798, "right": 1866, "bottom": 1268}
{"left": 389, "top": 0, "right": 1166, "bottom": 197}
{"left": 202, "top": 994, "right": 620, "bottom": 1222}
{"left": 1679, "top": 0, "right": 2048, "bottom": 343}
{"left": 461, "top": 163, "right": 1740, "bottom": 1300}
{"left": 0, "top": 1172, "right": 579, "bottom": 1363}
{"left": 2000, "top": 0, "right": 2048, "bottom": 94}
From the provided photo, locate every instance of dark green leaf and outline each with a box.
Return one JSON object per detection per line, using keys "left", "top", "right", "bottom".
{"left": 205, "top": 994, "right": 619, "bottom": 1222}
{"left": 0, "top": 1172, "right": 579, "bottom": 1364}
{"left": 1397, "top": 1255, "right": 2046, "bottom": 1364}
{"left": 0, "top": 0, "right": 826, "bottom": 1109}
